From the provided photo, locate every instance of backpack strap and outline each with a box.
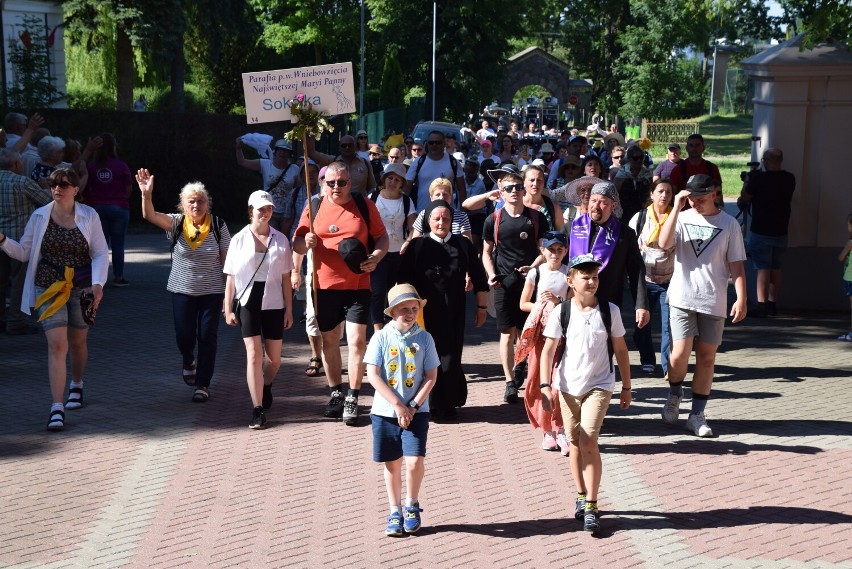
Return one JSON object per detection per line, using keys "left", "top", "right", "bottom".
{"left": 560, "top": 300, "right": 614, "bottom": 372}
{"left": 636, "top": 207, "right": 648, "bottom": 238}
{"left": 350, "top": 192, "right": 375, "bottom": 251}
{"left": 409, "top": 155, "right": 427, "bottom": 208}
{"left": 171, "top": 214, "right": 222, "bottom": 252}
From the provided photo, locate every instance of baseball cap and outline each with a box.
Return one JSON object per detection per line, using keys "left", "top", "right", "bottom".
{"left": 569, "top": 253, "right": 602, "bottom": 270}
{"left": 248, "top": 190, "right": 274, "bottom": 209}
{"left": 541, "top": 231, "right": 567, "bottom": 248}
{"left": 668, "top": 143, "right": 682, "bottom": 151}
{"left": 686, "top": 174, "right": 717, "bottom": 195}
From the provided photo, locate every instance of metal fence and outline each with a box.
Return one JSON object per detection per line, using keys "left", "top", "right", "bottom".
{"left": 643, "top": 121, "right": 700, "bottom": 144}
{"left": 349, "top": 99, "right": 426, "bottom": 142}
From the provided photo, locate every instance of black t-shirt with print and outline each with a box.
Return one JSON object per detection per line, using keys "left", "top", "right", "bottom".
{"left": 483, "top": 207, "right": 550, "bottom": 277}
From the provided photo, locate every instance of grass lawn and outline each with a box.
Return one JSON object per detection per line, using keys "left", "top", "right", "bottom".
{"left": 647, "top": 113, "right": 753, "bottom": 197}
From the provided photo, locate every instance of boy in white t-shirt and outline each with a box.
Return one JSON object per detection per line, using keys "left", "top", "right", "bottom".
{"left": 658, "top": 174, "right": 747, "bottom": 438}
{"left": 540, "top": 254, "right": 632, "bottom": 534}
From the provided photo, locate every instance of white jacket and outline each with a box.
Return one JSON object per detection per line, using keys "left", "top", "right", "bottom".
{"left": 0, "top": 201, "right": 109, "bottom": 314}
{"left": 223, "top": 225, "right": 293, "bottom": 310}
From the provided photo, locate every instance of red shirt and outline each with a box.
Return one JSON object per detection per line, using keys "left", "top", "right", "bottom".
{"left": 294, "top": 196, "right": 386, "bottom": 290}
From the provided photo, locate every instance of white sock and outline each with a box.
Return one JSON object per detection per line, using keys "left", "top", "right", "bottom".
{"left": 51, "top": 402, "right": 64, "bottom": 412}
{"left": 405, "top": 498, "right": 418, "bottom": 507}
{"left": 70, "top": 380, "right": 83, "bottom": 390}
{"left": 390, "top": 505, "right": 401, "bottom": 514}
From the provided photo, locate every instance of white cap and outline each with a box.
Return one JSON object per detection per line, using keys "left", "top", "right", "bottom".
{"left": 248, "top": 190, "right": 274, "bottom": 209}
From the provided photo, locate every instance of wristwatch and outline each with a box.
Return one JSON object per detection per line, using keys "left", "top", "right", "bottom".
{"left": 408, "top": 399, "right": 420, "bottom": 410}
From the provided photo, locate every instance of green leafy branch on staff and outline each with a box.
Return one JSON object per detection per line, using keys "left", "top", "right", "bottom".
{"left": 283, "top": 94, "right": 334, "bottom": 142}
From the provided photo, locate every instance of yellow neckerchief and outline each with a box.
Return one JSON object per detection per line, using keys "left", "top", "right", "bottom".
{"left": 183, "top": 213, "right": 210, "bottom": 250}
{"left": 646, "top": 204, "right": 672, "bottom": 246}
{"left": 34, "top": 266, "right": 74, "bottom": 321}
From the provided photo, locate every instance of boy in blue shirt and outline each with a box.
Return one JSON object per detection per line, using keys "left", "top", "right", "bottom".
{"left": 364, "top": 284, "right": 439, "bottom": 536}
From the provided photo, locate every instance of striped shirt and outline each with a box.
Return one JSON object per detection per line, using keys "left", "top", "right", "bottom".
{"left": 412, "top": 207, "right": 471, "bottom": 235}
{"left": 165, "top": 214, "right": 230, "bottom": 296}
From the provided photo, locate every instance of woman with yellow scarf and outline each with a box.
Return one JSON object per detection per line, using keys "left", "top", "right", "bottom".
{"left": 628, "top": 179, "right": 676, "bottom": 378}
{"left": 137, "top": 168, "right": 230, "bottom": 404}
{"left": 0, "top": 168, "right": 109, "bottom": 431}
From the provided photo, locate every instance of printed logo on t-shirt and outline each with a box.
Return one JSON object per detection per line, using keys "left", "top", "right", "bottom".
{"left": 684, "top": 224, "right": 722, "bottom": 257}
{"left": 96, "top": 168, "right": 113, "bottom": 183}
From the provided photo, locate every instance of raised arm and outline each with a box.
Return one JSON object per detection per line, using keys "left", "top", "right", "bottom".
{"left": 136, "top": 168, "right": 174, "bottom": 232}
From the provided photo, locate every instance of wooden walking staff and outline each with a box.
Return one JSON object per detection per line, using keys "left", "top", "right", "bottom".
{"left": 301, "top": 129, "right": 319, "bottom": 315}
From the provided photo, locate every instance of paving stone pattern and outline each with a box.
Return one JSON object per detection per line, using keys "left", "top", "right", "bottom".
{"left": 1, "top": 233, "right": 851, "bottom": 568}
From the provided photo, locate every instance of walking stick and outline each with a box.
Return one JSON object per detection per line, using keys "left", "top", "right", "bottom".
{"left": 302, "top": 130, "right": 318, "bottom": 316}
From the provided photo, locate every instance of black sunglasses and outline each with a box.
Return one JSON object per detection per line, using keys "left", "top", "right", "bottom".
{"left": 357, "top": 135, "right": 368, "bottom": 139}
{"left": 427, "top": 140, "right": 444, "bottom": 146}
{"left": 612, "top": 154, "right": 623, "bottom": 160}
{"left": 51, "top": 181, "right": 73, "bottom": 189}
{"left": 502, "top": 183, "right": 523, "bottom": 193}
{"left": 325, "top": 179, "right": 349, "bottom": 188}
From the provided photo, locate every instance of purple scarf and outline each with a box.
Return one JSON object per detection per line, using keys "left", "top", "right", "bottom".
{"left": 569, "top": 213, "right": 620, "bottom": 272}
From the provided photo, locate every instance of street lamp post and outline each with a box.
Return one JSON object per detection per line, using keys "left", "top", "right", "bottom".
{"left": 359, "top": 0, "right": 365, "bottom": 129}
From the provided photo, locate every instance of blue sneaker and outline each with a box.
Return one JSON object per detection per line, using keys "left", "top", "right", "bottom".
{"left": 574, "top": 497, "right": 586, "bottom": 520}
{"left": 385, "top": 512, "right": 404, "bottom": 537}
{"left": 403, "top": 504, "right": 423, "bottom": 534}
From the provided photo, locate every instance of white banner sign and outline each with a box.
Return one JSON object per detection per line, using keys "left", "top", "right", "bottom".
{"left": 241, "top": 62, "right": 356, "bottom": 124}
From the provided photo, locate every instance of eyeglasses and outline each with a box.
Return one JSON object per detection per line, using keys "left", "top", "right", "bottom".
{"left": 51, "top": 181, "right": 73, "bottom": 189}
{"left": 189, "top": 228, "right": 202, "bottom": 242}
{"left": 357, "top": 135, "right": 368, "bottom": 139}
{"left": 502, "top": 183, "right": 524, "bottom": 193}
{"left": 339, "top": 143, "right": 354, "bottom": 148}
{"left": 427, "top": 140, "right": 444, "bottom": 146}
{"left": 325, "top": 179, "right": 349, "bottom": 188}
{"left": 611, "top": 154, "right": 623, "bottom": 160}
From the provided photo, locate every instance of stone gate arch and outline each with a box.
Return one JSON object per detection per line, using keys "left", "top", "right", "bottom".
{"left": 497, "top": 47, "right": 571, "bottom": 107}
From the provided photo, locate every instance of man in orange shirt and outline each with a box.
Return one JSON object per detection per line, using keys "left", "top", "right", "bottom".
{"left": 294, "top": 161, "right": 389, "bottom": 425}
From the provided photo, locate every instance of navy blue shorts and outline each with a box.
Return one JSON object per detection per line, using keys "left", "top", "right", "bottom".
{"left": 371, "top": 413, "right": 429, "bottom": 462}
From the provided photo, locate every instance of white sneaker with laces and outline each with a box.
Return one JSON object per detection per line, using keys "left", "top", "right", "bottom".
{"left": 686, "top": 412, "right": 713, "bottom": 437}
{"left": 661, "top": 393, "right": 682, "bottom": 424}
{"left": 541, "top": 431, "right": 559, "bottom": 451}
{"left": 556, "top": 430, "right": 569, "bottom": 456}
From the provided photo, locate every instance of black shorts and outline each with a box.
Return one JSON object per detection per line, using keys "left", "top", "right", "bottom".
{"left": 239, "top": 281, "right": 285, "bottom": 339}
{"left": 315, "top": 288, "right": 371, "bottom": 332}
{"left": 494, "top": 282, "right": 527, "bottom": 331}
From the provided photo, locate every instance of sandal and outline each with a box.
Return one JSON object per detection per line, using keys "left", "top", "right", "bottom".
{"left": 192, "top": 387, "right": 209, "bottom": 403}
{"left": 183, "top": 362, "right": 197, "bottom": 386}
{"left": 47, "top": 409, "right": 65, "bottom": 431}
{"left": 305, "top": 357, "right": 323, "bottom": 377}
{"left": 65, "top": 387, "right": 83, "bottom": 409}
{"left": 838, "top": 333, "right": 852, "bottom": 342}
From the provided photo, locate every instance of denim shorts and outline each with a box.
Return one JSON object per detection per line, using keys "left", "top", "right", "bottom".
{"left": 748, "top": 233, "right": 787, "bottom": 270}
{"left": 34, "top": 286, "right": 88, "bottom": 332}
{"left": 371, "top": 413, "right": 429, "bottom": 462}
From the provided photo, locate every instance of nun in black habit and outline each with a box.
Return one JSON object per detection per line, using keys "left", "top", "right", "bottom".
{"left": 397, "top": 200, "right": 489, "bottom": 420}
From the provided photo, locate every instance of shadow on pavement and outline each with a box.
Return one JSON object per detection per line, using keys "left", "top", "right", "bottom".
{"left": 600, "top": 439, "right": 823, "bottom": 456}
{"left": 607, "top": 505, "right": 852, "bottom": 531}
{"left": 602, "top": 416, "right": 852, "bottom": 438}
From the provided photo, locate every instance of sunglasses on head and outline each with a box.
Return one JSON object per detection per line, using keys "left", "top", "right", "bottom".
{"left": 51, "top": 181, "right": 73, "bottom": 189}
{"left": 502, "top": 183, "right": 523, "bottom": 193}
{"left": 325, "top": 179, "right": 349, "bottom": 188}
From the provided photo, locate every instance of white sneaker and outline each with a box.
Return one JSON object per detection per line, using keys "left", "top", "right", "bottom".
{"left": 556, "top": 430, "right": 569, "bottom": 456}
{"left": 686, "top": 412, "right": 713, "bottom": 437}
{"left": 541, "top": 431, "right": 559, "bottom": 451}
{"left": 661, "top": 393, "right": 682, "bottom": 424}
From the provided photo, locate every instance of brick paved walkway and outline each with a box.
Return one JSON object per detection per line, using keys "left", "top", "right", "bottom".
{"left": 2, "top": 233, "right": 851, "bottom": 568}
